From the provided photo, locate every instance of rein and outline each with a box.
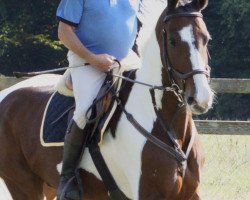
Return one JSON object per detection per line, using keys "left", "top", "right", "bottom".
{"left": 110, "top": 73, "right": 184, "bottom": 104}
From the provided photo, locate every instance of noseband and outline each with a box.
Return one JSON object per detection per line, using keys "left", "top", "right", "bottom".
{"left": 162, "top": 12, "right": 210, "bottom": 85}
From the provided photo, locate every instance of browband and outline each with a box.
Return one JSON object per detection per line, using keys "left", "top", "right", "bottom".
{"left": 164, "top": 12, "right": 203, "bottom": 23}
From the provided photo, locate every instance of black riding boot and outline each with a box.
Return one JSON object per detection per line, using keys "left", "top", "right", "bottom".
{"left": 57, "top": 120, "right": 88, "bottom": 200}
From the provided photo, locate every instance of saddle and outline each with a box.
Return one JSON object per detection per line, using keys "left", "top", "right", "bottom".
{"left": 40, "top": 66, "right": 126, "bottom": 147}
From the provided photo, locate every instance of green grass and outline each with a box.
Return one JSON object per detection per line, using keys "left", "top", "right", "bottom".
{"left": 0, "top": 135, "right": 249, "bottom": 199}
{"left": 200, "top": 135, "right": 250, "bottom": 200}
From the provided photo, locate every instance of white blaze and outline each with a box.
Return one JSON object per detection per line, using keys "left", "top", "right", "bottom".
{"left": 179, "top": 25, "right": 212, "bottom": 107}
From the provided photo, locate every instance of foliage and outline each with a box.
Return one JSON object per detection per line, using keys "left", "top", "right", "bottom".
{"left": 204, "top": 0, "right": 250, "bottom": 78}
{"left": 0, "top": 0, "right": 67, "bottom": 75}
{"left": 199, "top": 0, "right": 250, "bottom": 120}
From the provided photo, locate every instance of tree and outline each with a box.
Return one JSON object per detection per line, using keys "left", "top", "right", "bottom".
{"left": 0, "top": 0, "right": 67, "bottom": 75}
{"left": 198, "top": 0, "right": 250, "bottom": 120}
{"left": 204, "top": 0, "right": 250, "bottom": 78}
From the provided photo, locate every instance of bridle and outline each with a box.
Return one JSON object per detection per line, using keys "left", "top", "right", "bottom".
{"left": 161, "top": 12, "right": 210, "bottom": 88}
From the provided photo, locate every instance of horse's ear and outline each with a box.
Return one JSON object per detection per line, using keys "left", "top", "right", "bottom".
{"left": 192, "top": 0, "right": 209, "bottom": 11}
{"left": 168, "top": 0, "right": 179, "bottom": 10}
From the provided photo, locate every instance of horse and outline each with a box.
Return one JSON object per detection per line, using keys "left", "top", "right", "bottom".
{"left": 0, "top": 0, "right": 214, "bottom": 199}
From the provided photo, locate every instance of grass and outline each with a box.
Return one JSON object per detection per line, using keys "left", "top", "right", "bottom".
{"left": 0, "top": 135, "right": 249, "bottom": 200}
{"left": 200, "top": 135, "right": 250, "bottom": 200}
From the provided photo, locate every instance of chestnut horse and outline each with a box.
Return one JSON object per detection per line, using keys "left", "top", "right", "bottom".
{"left": 0, "top": 0, "right": 213, "bottom": 199}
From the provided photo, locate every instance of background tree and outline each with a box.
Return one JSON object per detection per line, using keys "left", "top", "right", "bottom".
{"left": 205, "top": 0, "right": 250, "bottom": 78}
{"left": 199, "top": 0, "right": 250, "bottom": 120}
{"left": 0, "top": 0, "right": 67, "bottom": 75}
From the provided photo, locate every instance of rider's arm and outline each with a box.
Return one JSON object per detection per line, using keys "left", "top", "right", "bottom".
{"left": 58, "top": 21, "right": 115, "bottom": 71}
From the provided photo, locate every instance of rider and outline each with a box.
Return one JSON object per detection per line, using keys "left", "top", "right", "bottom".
{"left": 56, "top": 0, "right": 139, "bottom": 199}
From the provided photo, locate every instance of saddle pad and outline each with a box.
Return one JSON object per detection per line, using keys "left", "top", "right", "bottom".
{"left": 40, "top": 92, "right": 75, "bottom": 147}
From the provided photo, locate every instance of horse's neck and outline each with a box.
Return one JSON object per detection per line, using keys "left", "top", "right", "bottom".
{"left": 136, "top": 31, "right": 164, "bottom": 107}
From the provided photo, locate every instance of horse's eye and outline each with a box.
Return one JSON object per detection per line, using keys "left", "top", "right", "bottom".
{"left": 169, "top": 37, "right": 176, "bottom": 47}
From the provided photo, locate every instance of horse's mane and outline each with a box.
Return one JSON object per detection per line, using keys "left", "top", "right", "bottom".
{"left": 136, "top": 0, "right": 167, "bottom": 57}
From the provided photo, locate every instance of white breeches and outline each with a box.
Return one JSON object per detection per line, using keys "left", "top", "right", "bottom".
{"left": 68, "top": 51, "right": 106, "bottom": 129}
{"left": 67, "top": 49, "right": 141, "bottom": 129}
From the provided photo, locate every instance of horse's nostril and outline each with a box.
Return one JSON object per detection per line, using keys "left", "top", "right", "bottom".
{"left": 187, "top": 97, "right": 196, "bottom": 105}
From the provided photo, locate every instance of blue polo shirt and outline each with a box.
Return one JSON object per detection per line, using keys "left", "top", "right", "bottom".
{"left": 56, "top": 0, "right": 138, "bottom": 60}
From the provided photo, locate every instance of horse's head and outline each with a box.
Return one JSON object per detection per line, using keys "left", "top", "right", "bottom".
{"left": 156, "top": 0, "right": 214, "bottom": 115}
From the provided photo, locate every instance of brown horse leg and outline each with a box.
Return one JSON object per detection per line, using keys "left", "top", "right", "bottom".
{"left": 0, "top": 130, "right": 44, "bottom": 199}
{"left": 3, "top": 175, "right": 44, "bottom": 200}
{"left": 3, "top": 178, "right": 27, "bottom": 200}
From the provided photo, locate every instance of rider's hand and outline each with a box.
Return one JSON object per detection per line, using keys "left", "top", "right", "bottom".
{"left": 89, "top": 54, "right": 116, "bottom": 72}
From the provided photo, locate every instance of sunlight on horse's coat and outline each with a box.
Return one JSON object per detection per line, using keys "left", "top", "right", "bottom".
{"left": 179, "top": 25, "right": 213, "bottom": 114}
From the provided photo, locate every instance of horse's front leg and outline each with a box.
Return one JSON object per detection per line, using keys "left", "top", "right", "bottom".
{"left": 3, "top": 176, "right": 44, "bottom": 200}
